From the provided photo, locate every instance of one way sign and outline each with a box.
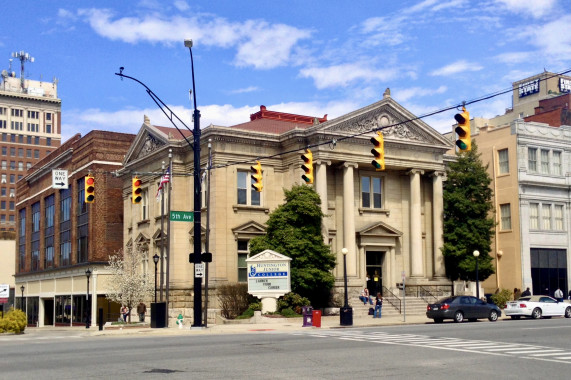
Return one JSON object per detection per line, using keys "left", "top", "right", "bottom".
{"left": 52, "top": 169, "right": 69, "bottom": 189}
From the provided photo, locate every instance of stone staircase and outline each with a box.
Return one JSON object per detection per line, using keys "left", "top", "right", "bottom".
{"left": 350, "top": 295, "right": 430, "bottom": 317}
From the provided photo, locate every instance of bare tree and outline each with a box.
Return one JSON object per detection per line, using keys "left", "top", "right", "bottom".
{"left": 105, "top": 245, "right": 154, "bottom": 323}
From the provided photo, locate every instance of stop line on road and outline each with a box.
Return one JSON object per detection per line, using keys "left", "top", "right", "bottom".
{"left": 293, "top": 330, "right": 571, "bottom": 364}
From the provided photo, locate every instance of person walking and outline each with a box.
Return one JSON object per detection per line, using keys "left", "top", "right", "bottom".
{"left": 554, "top": 288, "right": 564, "bottom": 302}
{"left": 373, "top": 293, "right": 383, "bottom": 318}
{"left": 121, "top": 305, "right": 129, "bottom": 322}
{"left": 137, "top": 302, "right": 147, "bottom": 322}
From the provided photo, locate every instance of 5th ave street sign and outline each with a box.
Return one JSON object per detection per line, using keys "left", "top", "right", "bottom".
{"left": 170, "top": 211, "right": 194, "bottom": 222}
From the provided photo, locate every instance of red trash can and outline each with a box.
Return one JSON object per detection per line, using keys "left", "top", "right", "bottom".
{"left": 312, "top": 310, "right": 322, "bottom": 328}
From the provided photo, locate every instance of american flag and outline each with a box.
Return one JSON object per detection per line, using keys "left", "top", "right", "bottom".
{"left": 156, "top": 167, "right": 170, "bottom": 199}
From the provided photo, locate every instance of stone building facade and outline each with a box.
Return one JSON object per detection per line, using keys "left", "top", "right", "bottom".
{"left": 121, "top": 92, "right": 453, "bottom": 324}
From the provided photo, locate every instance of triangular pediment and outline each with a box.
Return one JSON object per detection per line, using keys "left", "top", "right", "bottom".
{"left": 357, "top": 221, "right": 403, "bottom": 238}
{"left": 123, "top": 116, "right": 170, "bottom": 165}
{"left": 152, "top": 228, "right": 167, "bottom": 240}
{"left": 314, "top": 95, "right": 451, "bottom": 148}
{"left": 231, "top": 220, "right": 267, "bottom": 237}
{"left": 246, "top": 249, "right": 291, "bottom": 262}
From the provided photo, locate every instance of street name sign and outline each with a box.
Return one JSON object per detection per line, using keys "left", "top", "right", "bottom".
{"left": 52, "top": 170, "right": 69, "bottom": 189}
{"left": 170, "top": 211, "right": 194, "bottom": 222}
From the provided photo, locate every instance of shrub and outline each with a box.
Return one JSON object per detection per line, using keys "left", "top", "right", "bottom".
{"left": 280, "top": 307, "right": 300, "bottom": 318}
{"left": 0, "top": 308, "right": 27, "bottom": 334}
{"left": 277, "top": 292, "right": 310, "bottom": 314}
{"left": 218, "top": 283, "right": 251, "bottom": 319}
{"left": 491, "top": 288, "right": 512, "bottom": 309}
{"left": 236, "top": 302, "right": 262, "bottom": 319}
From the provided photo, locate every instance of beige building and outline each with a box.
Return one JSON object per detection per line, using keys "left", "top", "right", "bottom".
{"left": 458, "top": 72, "right": 571, "bottom": 296}
{"left": 121, "top": 91, "right": 453, "bottom": 323}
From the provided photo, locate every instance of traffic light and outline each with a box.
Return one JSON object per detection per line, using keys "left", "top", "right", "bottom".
{"left": 370, "top": 131, "right": 385, "bottom": 171}
{"left": 84, "top": 174, "right": 95, "bottom": 203}
{"left": 301, "top": 149, "right": 313, "bottom": 184}
{"left": 454, "top": 106, "right": 471, "bottom": 151}
{"left": 251, "top": 161, "right": 263, "bottom": 192}
{"left": 132, "top": 177, "right": 142, "bottom": 204}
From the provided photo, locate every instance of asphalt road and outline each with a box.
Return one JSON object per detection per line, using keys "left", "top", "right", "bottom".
{"left": 1, "top": 318, "right": 570, "bottom": 379}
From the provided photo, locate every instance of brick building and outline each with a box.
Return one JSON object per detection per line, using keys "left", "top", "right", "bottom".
{"left": 15, "top": 130, "right": 134, "bottom": 327}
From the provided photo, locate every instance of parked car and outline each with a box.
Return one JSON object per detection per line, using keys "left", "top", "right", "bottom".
{"left": 504, "top": 295, "right": 571, "bottom": 319}
{"left": 426, "top": 295, "right": 502, "bottom": 323}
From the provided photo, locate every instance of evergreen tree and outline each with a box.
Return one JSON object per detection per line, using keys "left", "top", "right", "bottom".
{"left": 442, "top": 141, "right": 495, "bottom": 282}
{"left": 249, "top": 185, "right": 336, "bottom": 308}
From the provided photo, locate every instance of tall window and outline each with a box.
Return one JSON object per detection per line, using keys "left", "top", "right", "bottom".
{"left": 44, "top": 195, "right": 55, "bottom": 268}
{"left": 237, "top": 170, "right": 260, "bottom": 206}
{"left": 530, "top": 203, "right": 539, "bottom": 230}
{"left": 540, "top": 149, "right": 550, "bottom": 174}
{"left": 77, "top": 178, "right": 88, "bottom": 263}
{"left": 554, "top": 205, "right": 564, "bottom": 231}
{"left": 528, "top": 148, "right": 537, "bottom": 172}
{"left": 500, "top": 203, "right": 511, "bottom": 230}
{"left": 18, "top": 208, "right": 26, "bottom": 271}
{"left": 542, "top": 204, "right": 551, "bottom": 230}
{"left": 31, "top": 202, "right": 40, "bottom": 271}
{"left": 498, "top": 149, "right": 509, "bottom": 174}
{"left": 141, "top": 190, "right": 149, "bottom": 220}
{"left": 60, "top": 187, "right": 72, "bottom": 267}
{"left": 553, "top": 151, "right": 562, "bottom": 176}
{"left": 361, "top": 176, "right": 382, "bottom": 208}
{"left": 237, "top": 240, "right": 249, "bottom": 282}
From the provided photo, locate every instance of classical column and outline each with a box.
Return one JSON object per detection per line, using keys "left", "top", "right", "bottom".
{"left": 342, "top": 162, "right": 358, "bottom": 276}
{"left": 315, "top": 160, "right": 330, "bottom": 243}
{"left": 431, "top": 171, "right": 446, "bottom": 278}
{"left": 408, "top": 169, "right": 424, "bottom": 278}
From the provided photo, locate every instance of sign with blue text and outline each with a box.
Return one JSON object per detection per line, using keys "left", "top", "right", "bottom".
{"left": 246, "top": 250, "right": 291, "bottom": 297}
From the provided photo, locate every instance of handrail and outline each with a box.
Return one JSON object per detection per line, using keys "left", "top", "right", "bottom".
{"left": 382, "top": 286, "right": 402, "bottom": 313}
{"left": 419, "top": 286, "right": 439, "bottom": 304}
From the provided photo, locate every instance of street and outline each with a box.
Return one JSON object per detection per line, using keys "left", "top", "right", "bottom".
{"left": 1, "top": 318, "right": 570, "bottom": 379}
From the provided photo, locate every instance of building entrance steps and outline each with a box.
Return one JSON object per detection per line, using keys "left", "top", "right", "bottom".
{"left": 350, "top": 296, "right": 430, "bottom": 316}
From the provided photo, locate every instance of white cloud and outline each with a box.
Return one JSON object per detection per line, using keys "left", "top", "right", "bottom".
{"left": 71, "top": 8, "right": 311, "bottom": 69}
{"left": 228, "top": 86, "right": 260, "bottom": 94}
{"left": 299, "top": 63, "right": 399, "bottom": 89}
{"left": 519, "top": 16, "right": 571, "bottom": 63}
{"left": 393, "top": 86, "right": 447, "bottom": 102}
{"left": 430, "top": 60, "right": 483, "bottom": 76}
{"left": 495, "top": 0, "right": 557, "bottom": 18}
{"left": 495, "top": 52, "right": 532, "bottom": 64}
{"left": 173, "top": 0, "right": 189, "bottom": 11}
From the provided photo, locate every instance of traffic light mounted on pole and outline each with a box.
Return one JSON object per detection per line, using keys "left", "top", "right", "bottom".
{"left": 370, "top": 131, "right": 385, "bottom": 171}
{"left": 84, "top": 174, "right": 95, "bottom": 203}
{"left": 132, "top": 177, "right": 142, "bottom": 204}
{"left": 301, "top": 149, "right": 314, "bottom": 184}
{"left": 454, "top": 106, "right": 471, "bottom": 152}
{"left": 251, "top": 161, "right": 263, "bottom": 192}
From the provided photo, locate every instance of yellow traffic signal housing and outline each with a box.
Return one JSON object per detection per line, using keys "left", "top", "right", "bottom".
{"left": 370, "top": 131, "right": 385, "bottom": 171}
{"left": 454, "top": 107, "right": 471, "bottom": 151}
{"left": 84, "top": 174, "right": 95, "bottom": 203}
{"left": 301, "top": 149, "right": 314, "bottom": 184}
{"left": 251, "top": 161, "right": 263, "bottom": 192}
{"left": 132, "top": 177, "right": 142, "bottom": 204}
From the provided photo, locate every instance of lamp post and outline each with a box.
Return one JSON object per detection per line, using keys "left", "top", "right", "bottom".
{"left": 340, "top": 248, "right": 353, "bottom": 326}
{"left": 85, "top": 268, "right": 91, "bottom": 329}
{"left": 153, "top": 254, "right": 160, "bottom": 304}
{"left": 20, "top": 285, "right": 25, "bottom": 311}
{"left": 184, "top": 38, "right": 203, "bottom": 328}
{"left": 473, "top": 250, "right": 480, "bottom": 299}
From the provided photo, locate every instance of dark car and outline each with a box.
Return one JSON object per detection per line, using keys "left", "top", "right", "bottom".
{"left": 426, "top": 295, "right": 502, "bottom": 323}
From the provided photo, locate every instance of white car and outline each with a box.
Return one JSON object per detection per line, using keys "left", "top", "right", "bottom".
{"left": 504, "top": 295, "right": 571, "bottom": 319}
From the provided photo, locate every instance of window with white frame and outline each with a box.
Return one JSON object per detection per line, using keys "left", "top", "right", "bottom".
{"left": 540, "top": 149, "right": 550, "bottom": 174}
{"left": 498, "top": 149, "right": 509, "bottom": 174}
{"left": 237, "top": 239, "right": 249, "bottom": 282}
{"left": 528, "top": 148, "right": 537, "bottom": 172}
{"left": 361, "top": 176, "right": 382, "bottom": 209}
{"left": 500, "top": 203, "right": 511, "bottom": 230}
{"left": 530, "top": 203, "right": 539, "bottom": 229}
{"left": 554, "top": 205, "right": 564, "bottom": 230}
{"left": 552, "top": 151, "right": 562, "bottom": 176}
{"left": 237, "top": 170, "right": 260, "bottom": 206}
{"left": 542, "top": 204, "right": 551, "bottom": 230}
{"left": 141, "top": 190, "right": 149, "bottom": 220}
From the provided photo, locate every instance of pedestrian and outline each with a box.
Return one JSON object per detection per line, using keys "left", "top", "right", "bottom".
{"left": 121, "top": 305, "right": 129, "bottom": 322}
{"left": 373, "top": 293, "right": 382, "bottom": 318}
{"left": 137, "top": 302, "right": 147, "bottom": 322}
{"left": 521, "top": 287, "right": 531, "bottom": 297}
{"left": 359, "top": 287, "right": 372, "bottom": 305}
{"left": 83, "top": 311, "right": 90, "bottom": 329}
{"left": 554, "top": 288, "right": 564, "bottom": 302}
{"left": 568, "top": 289, "right": 571, "bottom": 300}
{"left": 513, "top": 288, "right": 521, "bottom": 300}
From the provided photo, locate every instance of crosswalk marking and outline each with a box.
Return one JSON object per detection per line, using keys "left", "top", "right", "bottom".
{"left": 293, "top": 330, "right": 571, "bottom": 365}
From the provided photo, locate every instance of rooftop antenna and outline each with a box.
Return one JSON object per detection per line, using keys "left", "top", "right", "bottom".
{"left": 11, "top": 51, "right": 34, "bottom": 91}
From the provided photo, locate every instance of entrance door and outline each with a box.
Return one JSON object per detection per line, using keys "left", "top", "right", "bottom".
{"left": 530, "top": 248, "right": 567, "bottom": 297}
{"left": 366, "top": 251, "right": 384, "bottom": 297}
{"left": 43, "top": 299, "right": 54, "bottom": 326}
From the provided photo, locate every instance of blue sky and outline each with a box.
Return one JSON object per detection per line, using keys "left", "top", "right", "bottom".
{"left": 1, "top": 0, "right": 569, "bottom": 142}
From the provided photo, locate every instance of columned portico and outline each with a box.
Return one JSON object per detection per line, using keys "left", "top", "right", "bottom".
{"left": 342, "top": 162, "right": 358, "bottom": 276}
{"left": 408, "top": 169, "right": 424, "bottom": 278}
{"left": 315, "top": 160, "right": 331, "bottom": 243}
{"left": 431, "top": 171, "right": 446, "bottom": 278}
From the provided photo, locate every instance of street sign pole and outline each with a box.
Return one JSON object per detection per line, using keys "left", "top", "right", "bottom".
{"left": 402, "top": 271, "right": 406, "bottom": 323}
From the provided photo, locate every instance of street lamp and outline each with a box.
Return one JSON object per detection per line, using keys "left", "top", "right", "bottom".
{"left": 85, "top": 268, "right": 91, "bottom": 329}
{"left": 20, "top": 285, "right": 25, "bottom": 311}
{"left": 473, "top": 250, "right": 480, "bottom": 299}
{"left": 153, "top": 254, "right": 160, "bottom": 304}
{"left": 184, "top": 38, "right": 203, "bottom": 328}
{"left": 340, "top": 248, "right": 353, "bottom": 326}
